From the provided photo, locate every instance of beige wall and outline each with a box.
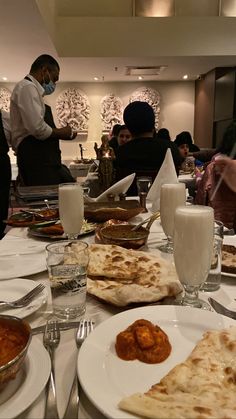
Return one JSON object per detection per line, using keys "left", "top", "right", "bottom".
{"left": 1, "top": 80, "right": 194, "bottom": 160}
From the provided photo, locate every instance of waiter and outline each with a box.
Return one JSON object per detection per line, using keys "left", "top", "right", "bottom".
{"left": 10, "top": 54, "right": 77, "bottom": 185}
{"left": 0, "top": 110, "right": 11, "bottom": 238}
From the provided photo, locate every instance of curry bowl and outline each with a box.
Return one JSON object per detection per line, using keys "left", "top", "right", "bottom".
{"left": 99, "top": 223, "right": 149, "bottom": 249}
{"left": 0, "top": 315, "right": 32, "bottom": 390}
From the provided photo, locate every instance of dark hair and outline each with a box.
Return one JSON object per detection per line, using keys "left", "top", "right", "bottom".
{"left": 174, "top": 131, "right": 200, "bottom": 152}
{"left": 111, "top": 124, "right": 122, "bottom": 137}
{"left": 30, "top": 54, "right": 60, "bottom": 72}
{"left": 117, "top": 125, "right": 128, "bottom": 135}
{"left": 156, "top": 128, "right": 171, "bottom": 140}
{"left": 217, "top": 120, "right": 236, "bottom": 158}
{"left": 123, "top": 101, "right": 155, "bottom": 136}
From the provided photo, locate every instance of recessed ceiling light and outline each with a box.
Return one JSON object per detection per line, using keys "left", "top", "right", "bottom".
{"left": 94, "top": 77, "right": 99, "bottom": 81}
{"left": 183, "top": 74, "right": 188, "bottom": 80}
{"left": 2, "top": 77, "right": 7, "bottom": 81}
{"left": 138, "top": 76, "right": 143, "bottom": 80}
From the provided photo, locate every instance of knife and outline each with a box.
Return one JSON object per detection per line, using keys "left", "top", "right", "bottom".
{"left": 208, "top": 298, "right": 236, "bottom": 320}
{"left": 32, "top": 321, "right": 94, "bottom": 335}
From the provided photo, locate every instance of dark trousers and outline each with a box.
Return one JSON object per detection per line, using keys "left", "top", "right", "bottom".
{"left": 0, "top": 154, "right": 11, "bottom": 238}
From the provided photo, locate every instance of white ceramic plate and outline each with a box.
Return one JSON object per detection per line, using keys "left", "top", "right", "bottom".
{"left": 0, "top": 279, "right": 48, "bottom": 318}
{"left": 78, "top": 305, "right": 235, "bottom": 419}
{"left": 0, "top": 338, "right": 50, "bottom": 419}
{"left": 222, "top": 271, "right": 236, "bottom": 278}
{"left": 0, "top": 252, "right": 46, "bottom": 280}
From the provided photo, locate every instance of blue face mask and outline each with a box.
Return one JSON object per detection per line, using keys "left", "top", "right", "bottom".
{"left": 42, "top": 79, "right": 56, "bottom": 95}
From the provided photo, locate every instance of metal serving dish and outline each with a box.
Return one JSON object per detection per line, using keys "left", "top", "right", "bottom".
{"left": 0, "top": 315, "right": 32, "bottom": 389}
{"left": 100, "top": 224, "right": 149, "bottom": 249}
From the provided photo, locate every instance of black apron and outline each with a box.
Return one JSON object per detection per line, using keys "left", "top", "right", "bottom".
{"left": 17, "top": 77, "right": 74, "bottom": 185}
{"left": 0, "top": 111, "right": 11, "bottom": 238}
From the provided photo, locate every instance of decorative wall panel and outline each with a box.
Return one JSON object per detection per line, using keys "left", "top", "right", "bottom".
{"left": 100, "top": 93, "right": 123, "bottom": 132}
{"left": 56, "top": 88, "right": 90, "bottom": 132}
{"left": 0, "top": 87, "right": 11, "bottom": 111}
{"left": 129, "top": 87, "right": 161, "bottom": 129}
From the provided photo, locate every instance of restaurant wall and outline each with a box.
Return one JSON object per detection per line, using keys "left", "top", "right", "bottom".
{"left": 1, "top": 80, "right": 195, "bottom": 160}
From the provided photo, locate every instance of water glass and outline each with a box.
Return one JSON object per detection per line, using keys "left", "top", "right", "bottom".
{"left": 201, "top": 220, "right": 223, "bottom": 292}
{"left": 136, "top": 177, "right": 152, "bottom": 212}
{"left": 46, "top": 240, "right": 89, "bottom": 319}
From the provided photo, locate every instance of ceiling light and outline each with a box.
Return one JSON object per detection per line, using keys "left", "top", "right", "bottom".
{"left": 2, "top": 77, "right": 7, "bottom": 81}
{"left": 138, "top": 76, "right": 143, "bottom": 80}
{"left": 183, "top": 74, "right": 188, "bottom": 80}
{"left": 94, "top": 77, "right": 99, "bottom": 81}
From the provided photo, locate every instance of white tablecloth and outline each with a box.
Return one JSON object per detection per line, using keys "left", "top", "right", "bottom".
{"left": 1, "top": 209, "right": 236, "bottom": 419}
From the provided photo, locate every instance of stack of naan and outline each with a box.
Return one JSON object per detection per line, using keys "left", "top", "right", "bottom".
{"left": 119, "top": 326, "right": 236, "bottom": 419}
{"left": 87, "top": 244, "right": 182, "bottom": 306}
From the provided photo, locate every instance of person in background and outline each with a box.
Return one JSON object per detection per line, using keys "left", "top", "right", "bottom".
{"left": 0, "top": 110, "right": 11, "bottom": 239}
{"left": 116, "top": 101, "right": 181, "bottom": 195}
{"left": 174, "top": 131, "right": 201, "bottom": 172}
{"left": 109, "top": 125, "right": 131, "bottom": 157}
{"left": 10, "top": 54, "right": 77, "bottom": 186}
{"left": 195, "top": 121, "right": 236, "bottom": 230}
{"left": 108, "top": 123, "right": 122, "bottom": 151}
{"left": 155, "top": 128, "right": 171, "bottom": 141}
{"left": 215, "top": 157, "right": 236, "bottom": 192}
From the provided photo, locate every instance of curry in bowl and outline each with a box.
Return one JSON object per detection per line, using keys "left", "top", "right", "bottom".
{"left": 100, "top": 224, "right": 149, "bottom": 249}
{"left": 0, "top": 315, "right": 32, "bottom": 389}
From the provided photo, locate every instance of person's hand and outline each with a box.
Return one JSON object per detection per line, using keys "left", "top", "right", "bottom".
{"left": 215, "top": 157, "right": 236, "bottom": 192}
{"left": 58, "top": 125, "right": 73, "bottom": 140}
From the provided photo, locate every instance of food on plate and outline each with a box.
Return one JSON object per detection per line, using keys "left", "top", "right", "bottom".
{"left": 31, "top": 219, "right": 96, "bottom": 237}
{"left": 100, "top": 224, "right": 149, "bottom": 249}
{"left": 84, "top": 200, "right": 143, "bottom": 222}
{"left": 7, "top": 208, "right": 59, "bottom": 227}
{"left": 119, "top": 326, "right": 236, "bottom": 419}
{"left": 0, "top": 315, "right": 31, "bottom": 389}
{"left": 87, "top": 244, "right": 182, "bottom": 306}
{"left": 116, "top": 319, "right": 171, "bottom": 364}
{"left": 222, "top": 244, "right": 236, "bottom": 274}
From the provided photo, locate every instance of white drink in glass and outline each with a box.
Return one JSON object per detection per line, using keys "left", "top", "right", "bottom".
{"left": 160, "top": 183, "right": 186, "bottom": 238}
{"left": 59, "top": 183, "right": 84, "bottom": 238}
{"left": 173, "top": 205, "right": 214, "bottom": 308}
{"left": 159, "top": 183, "right": 186, "bottom": 253}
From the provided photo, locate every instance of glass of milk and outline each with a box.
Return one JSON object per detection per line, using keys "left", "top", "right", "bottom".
{"left": 159, "top": 183, "right": 186, "bottom": 253}
{"left": 59, "top": 183, "right": 84, "bottom": 239}
{"left": 173, "top": 205, "right": 214, "bottom": 309}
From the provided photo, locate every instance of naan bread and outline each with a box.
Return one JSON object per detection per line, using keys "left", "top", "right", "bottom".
{"left": 222, "top": 245, "right": 236, "bottom": 275}
{"left": 87, "top": 244, "right": 182, "bottom": 306}
{"left": 119, "top": 326, "right": 236, "bottom": 419}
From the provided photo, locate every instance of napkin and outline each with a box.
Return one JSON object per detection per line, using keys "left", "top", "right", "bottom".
{"left": 85, "top": 173, "right": 136, "bottom": 203}
{"left": 147, "top": 148, "right": 178, "bottom": 212}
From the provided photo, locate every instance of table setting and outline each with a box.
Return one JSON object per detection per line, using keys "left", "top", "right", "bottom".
{"left": 1, "top": 169, "right": 236, "bottom": 418}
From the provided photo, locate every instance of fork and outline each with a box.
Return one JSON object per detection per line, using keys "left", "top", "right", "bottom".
{"left": 63, "top": 319, "right": 94, "bottom": 419}
{"left": 0, "top": 283, "right": 45, "bottom": 309}
{"left": 43, "top": 320, "right": 60, "bottom": 419}
{"left": 208, "top": 297, "right": 236, "bottom": 320}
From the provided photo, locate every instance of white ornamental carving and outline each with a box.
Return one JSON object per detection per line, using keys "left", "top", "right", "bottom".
{"left": 101, "top": 93, "right": 123, "bottom": 131}
{"left": 129, "top": 87, "right": 161, "bottom": 130}
{"left": 56, "top": 88, "right": 90, "bottom": 132}
{"left": 0, "top": 87, "right": 11, "bottom": 111}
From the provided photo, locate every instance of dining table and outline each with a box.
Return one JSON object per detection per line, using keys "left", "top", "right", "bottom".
{"left": 0, "top": 202, "right": 236, "bottom": 419}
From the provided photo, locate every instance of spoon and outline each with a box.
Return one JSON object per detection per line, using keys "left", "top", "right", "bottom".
{"left": 132, "top": 211, "right": 160, "bottom": 231}
{"left": 44, "top": 199, "right": 50, "bottom": 209}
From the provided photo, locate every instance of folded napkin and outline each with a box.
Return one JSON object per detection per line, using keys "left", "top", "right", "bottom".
{"left": 147, "top": 148, "right": 178, "bottom": 212}
{"left": 85, "top": 173, "right": 136, "bottom": 203}
{"left": 0, "top": 235, "right": 47, "bottom": 256}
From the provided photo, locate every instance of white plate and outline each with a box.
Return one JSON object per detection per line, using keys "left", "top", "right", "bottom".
{"left": 78, "top": 305, "right": 235, "bottom": 419}
{"left": 0, "top": 338, "right": 50, "bottom": 419}
{"left": 0, "top": 252, "right": 46, "bottom": 280}
{"left": 222, "top": 271, "right": 236, "bottom": 278}
{"left": 0, "top": 279, "right": 48, "bottom": 318}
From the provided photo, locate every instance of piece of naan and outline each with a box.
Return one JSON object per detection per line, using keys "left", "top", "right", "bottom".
{"left": 119, "top": 326, "right": 236, "bottom": 418}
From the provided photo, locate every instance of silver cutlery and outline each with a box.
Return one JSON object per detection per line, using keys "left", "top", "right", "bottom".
{"left": 43, "top": 320, "right": 60, "bottom": 419}
{"left": 63, "top": 319, "right": 94, "bottom": 419}
{"left": 208, "top": 297, "right": 236, "bottom": 320}
{"left": 0, "top": 283, "right": 45, "bottom": 309}
{"left": 131, "top": 211, "right": 160, "bottom": 231}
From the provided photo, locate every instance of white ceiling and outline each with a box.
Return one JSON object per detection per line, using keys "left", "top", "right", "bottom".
{"left": 0, "top": 0, "right": 236, "bottom": 83}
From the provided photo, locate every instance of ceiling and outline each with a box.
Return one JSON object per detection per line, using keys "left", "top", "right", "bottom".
{"left": 1, "top": 0, "right": 236, "bottom": 83}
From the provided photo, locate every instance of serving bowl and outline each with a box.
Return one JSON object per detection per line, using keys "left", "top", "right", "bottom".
{"left": 99, "top": 223, "right": 149, "bottom": 249}
{"left": 0, "top": 315, "right": 32, "bottom": 389}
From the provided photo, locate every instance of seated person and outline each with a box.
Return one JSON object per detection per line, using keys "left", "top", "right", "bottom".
{"left": 116, "top": 101, "right": 182, "bottom": 195}
{"left": 109, "top": 125, "right": 131, "bottom": 157}
{"left": 195, "top": 121, "right": 236, "bottom": 230}
{"left": 155, "top": 128, "right": 171, "bottom": 141}
{"left": 215, "top": 157, "right": 236, "bottom": 192}
{"left": 174, "top": 131, "right": 201, "bottom": 172}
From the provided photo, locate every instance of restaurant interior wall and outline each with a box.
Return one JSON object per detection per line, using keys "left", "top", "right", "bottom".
{"left": 1, "top": 80, "right": 194, "bottom": 161}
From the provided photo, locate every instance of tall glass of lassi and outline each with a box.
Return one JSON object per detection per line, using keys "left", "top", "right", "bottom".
{"left": 59, "top": 183, "right": 84, "bottom": 239}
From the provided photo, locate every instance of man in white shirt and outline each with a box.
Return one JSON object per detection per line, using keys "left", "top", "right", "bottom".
{"left": 10, "top": 54, "right": 77, "bottom": 185}
{"left": 0, "top": 110, "right": 11, "bottom": 238}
